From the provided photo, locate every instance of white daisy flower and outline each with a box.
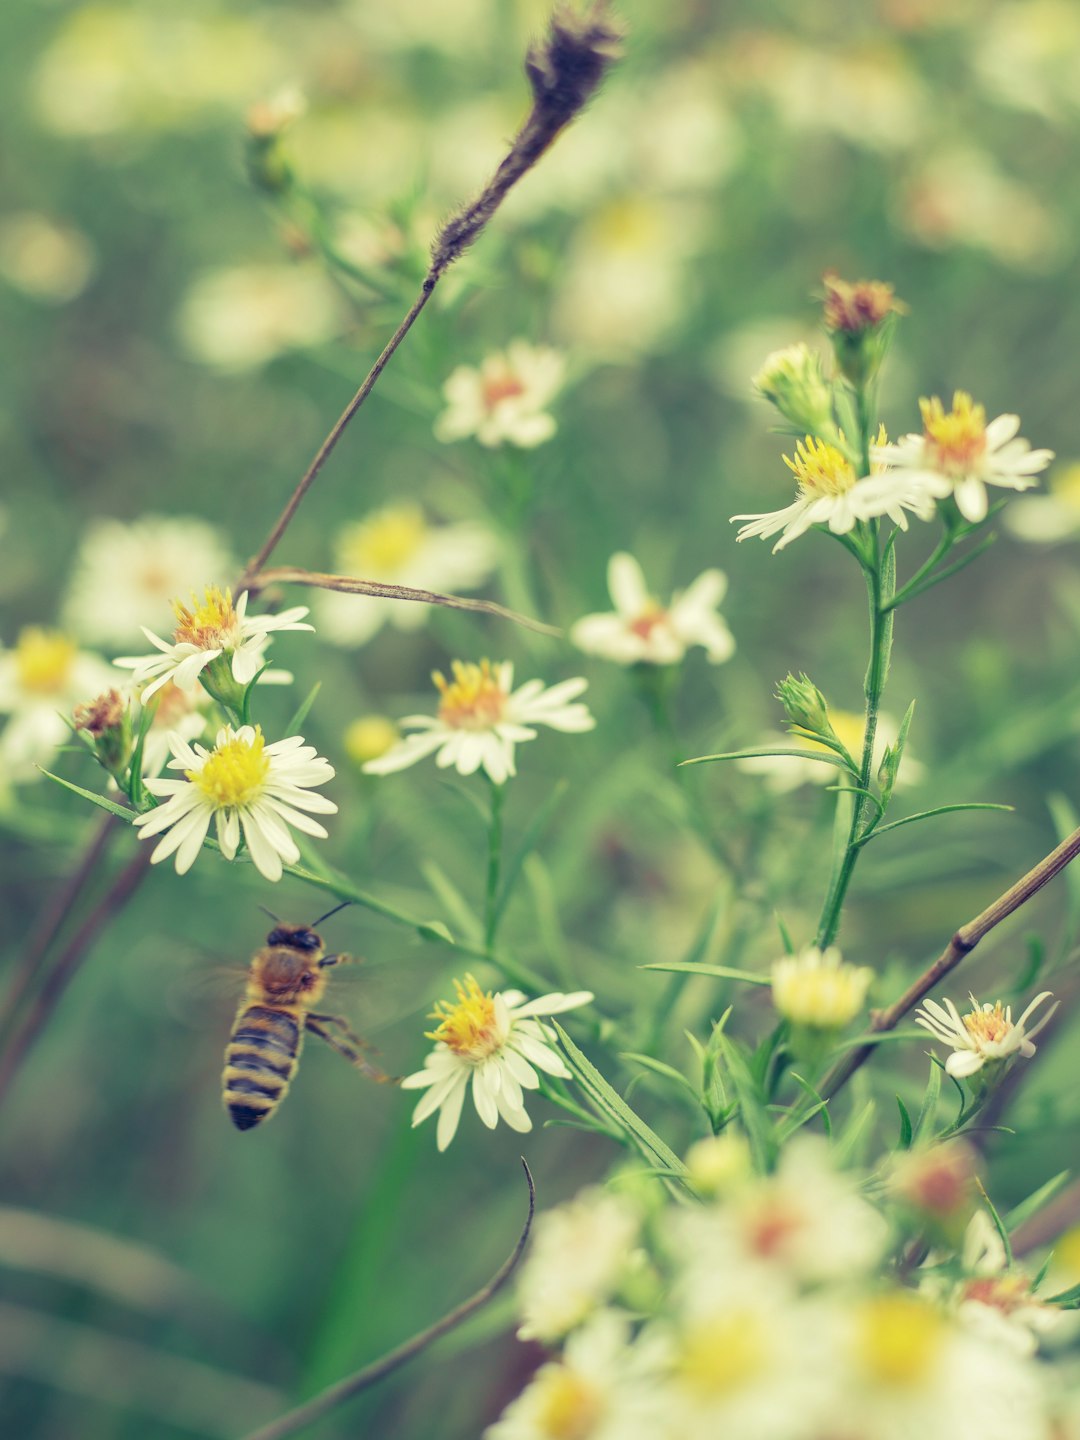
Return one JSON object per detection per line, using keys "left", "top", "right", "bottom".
{"left": 401, "top": 975, "right": 592, "bottom": 1151}
{"left": 914, "top": 991, "right": 1057, "bottom": 1079}
{"left": 177, "top": 262, "right": 342, "bottom": 372}
{"left": 115, "top": 585, "right": 312, "bottom": 703}
{"left": 0, "top": 627, "right": 114, "bottom": 783}
{"left": 315, "top": 503, "right": 499, "bottom": 648}
{"left": 870, "top": 391, "right": 1054, "bottom": 524}
{"left": 434, "top": 340, "right": 564, "bottom": 448}
{"left": 732, "top": 433, "right": 934, "bottom": 552}
{"left": 516, "top": 1187, "right": 644, "bottom": 1343}
{"left": 61, "top": 515, "right": 235, "bottom": 648}
{"left": 132, "top": 724, "right": 336, "bottom": 881}
{"left": 362, "top": 659, "right": 595, "bottom": 785}
{"left": 771, "top": 946, "right": 873, "bottom": 1031}
{"left": 570, "top": 553, "right": 735, "bottom": 667}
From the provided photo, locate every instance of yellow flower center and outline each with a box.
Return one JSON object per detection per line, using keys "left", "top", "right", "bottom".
{"left": 784, "top": 436, "right": 857, "bottom": 498}
{"left": 426, "top": 974, "right": 504, "bottom": 1059}
{"left": 339, "top": 505, "right": 428, "bottom": 577}
{"left": 532, "top": 1368, "right": 605, "bottom": 1440}
{"left": 856, "top": 1294, "right": 944, "bottom": 1387}
{"left": 962, "top": 1001, "right": 1012, "bottom": 1047}
{"left": 172, "top": 585, "right": 239, "bottom": 650}
{"left": 14, "top": 628, "right": 77, "bottom": 695}
{"left": 190, "top": 728, "right": 270, "bottom": 809}
{"left": 920, "top": 391, "right": 987, "bottom": 476}
{"left": 678, "top": 1313, "right": 767, "bottom": 1399}
{"left": 434, "top": 660, "right": 508, "bottom": 730}
{"left": 1052, "top": 1225, "right": 1080, "bottom": 1283}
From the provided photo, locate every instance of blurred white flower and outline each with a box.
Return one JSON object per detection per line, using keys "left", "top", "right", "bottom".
{"left": 869, "top": 392, "right": 1053, "bottom": 525}
{"left": 435, "top": 342, "right": 564, "bottom": 448}
{"left": 115, "top": 586, "right": 311, "bottom": 702}
{"left": 947, "top": 1210, "right": 1076, "bottom": 1357}
{"left": 772, "top": 946, "right": 872, "bottom": 1031}
{"left": 177, "top": 264, "right": 341, "bottom": 371}
{"left": 833, "top": 1291, "right": 1051, "bottom": 1440}
{"left": 914, "top": 992, "right": 1057, "bottom": 1079}
{"left": 134, "top": 724, "right": 336, "bottom": 881}
{"left": 401, "top": 975, "right": 591, "bottom": 1151}
{"left": 732, "top": 434, "right": 934, "bottom": 551}
{"left": 517, "top": 1187, "right": 643, "bottom": 1343}
{"left": 363, "top": 660, "right": 594, "bottom": 785}
{"left": 62, "top": 515, "right": 235, "bottom": 649}
{"left": 0, "top": 628, "right": 113, "bottom": 782}
{"left": 1004, "top": 461, "right": 1080, "bottom": 543}
{"left": 486, "top": 1311, "right": 665, "bottom": 1440}
{"left": 315, "top": 504, "right": 499, "bottom": 647}
{"left": 737, "top": 708, "right": 918, "bottom": 792}
{"left": 897, "top": 147, "right": 1062, "bottom": 270}
{"left": 571, "top": 553, "right": 734, "bottom": 667}
{"left": 674, "top": 1136, "right": 888, "bottom": 1289}
{"left": 0, "top": 213, "right": 95, "bottom": 303}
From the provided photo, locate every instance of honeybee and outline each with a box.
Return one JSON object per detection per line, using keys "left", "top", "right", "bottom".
{"left": 223, "top": 903, "right": 391, "bottom": 1131}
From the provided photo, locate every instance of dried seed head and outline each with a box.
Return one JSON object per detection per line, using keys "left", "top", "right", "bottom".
{"left": 524, "top": 4, "right": 625, "bottom": 131}
{"left": 74, "top": 688, "right": 126, "bottom": 738}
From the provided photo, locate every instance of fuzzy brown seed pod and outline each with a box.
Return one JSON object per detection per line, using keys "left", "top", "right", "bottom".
{"left": 431, "top": 4, "right": 623, "bottom": 277}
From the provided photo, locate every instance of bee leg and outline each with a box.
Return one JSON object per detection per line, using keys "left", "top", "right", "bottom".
{"left": 305, "top": 1014, "right": 397, "bottom": 1084}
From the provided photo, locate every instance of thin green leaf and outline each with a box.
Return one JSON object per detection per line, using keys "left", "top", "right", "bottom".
{"left": 493, "top": 779, "right": 567, "bottom": 929}
{"left": 285, "top": 682, "right": 322, "bottom": 736}
{"left": 554, "top": 1023, "right": 689, "bottom": 1181}
{"left": 680, "top": 746, "right": 857, "bottom": 773}
{"left": 774, "top": 912, "right": 795, "bottom": 955}
{"left": 856, "top": 802, "right": 1013, "bottom": 846}
{"left": 896, "top": 1096, "right": 913, "bottom": 1150}
{"left": 641, "top": 962, "right": 770, "bottom": 986}
{"left": 976, "top": 1184, "right": 1013, "bottom": 1269}
{"left": 884, "top": 531, "right": 998, "bottom": 610}
{"left": 777, "top": 1072, "right": 832, "bottom": 1141}
{"left": 620, "top": 1052, "right": 697, "bottom": 1097}
{"left": 912, "top": 1060, "right": 942, "bottom": 1144}
{"left": 832, "top": 1027, "right": 929, "bottom": 1051}
{"left": 420, "top": 860, "right": 482, "bottom": 943}
{"left": 38, "top": 771, "right": 138, "bottom": 822}
{"left": 1005, "top": 1172, "right": 1070, "bottom": 1235}
{"left": 715, "top": 1034, "right": 777, "bottom": 1171}
{"left": 833, "top": 1099, "right": 876, "bottom": 1167}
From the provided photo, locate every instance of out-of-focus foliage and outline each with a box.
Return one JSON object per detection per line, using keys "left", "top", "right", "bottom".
{"left": 5, "top": 0, "right": 1080, "bottom": 1436}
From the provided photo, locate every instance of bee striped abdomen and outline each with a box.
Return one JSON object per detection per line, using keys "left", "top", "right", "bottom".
{"left": 223, "top": 1004, "right": 303, "bottom": 1131}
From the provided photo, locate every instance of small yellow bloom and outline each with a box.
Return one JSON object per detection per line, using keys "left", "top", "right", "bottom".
{"left": 426, "top": 974, "right": 503, "bottom": 1059}
{"left": 920, "top": 391, "right": 988, "bottom": 476}
{"left": 684, "top": 1133, "right": 752, "bottom": 1199}
{"left": 784, "top": 435, "right": 857, "bottom": 499}
{"left": 855, "top": 1294, "right": 944, "bottom": 1388}
{"left": 14, "top": 628, "right": 77, "bottom": 695}
{"left": 772, "top": 946, "right": 872, "bottom": 1030}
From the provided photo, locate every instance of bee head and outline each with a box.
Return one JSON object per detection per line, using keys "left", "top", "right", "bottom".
{"left": 266, "top": 925, "right": 322, "bottom": 953}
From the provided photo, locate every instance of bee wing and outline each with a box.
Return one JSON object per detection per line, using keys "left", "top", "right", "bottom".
{"left": 313, "top": 954, "right": 442, "bottom": 1038}
{"left": 163, "top": 962, "right": 249, "bottom": 1028}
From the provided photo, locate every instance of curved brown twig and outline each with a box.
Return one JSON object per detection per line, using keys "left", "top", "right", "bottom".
{"left": 238, "top": 1159, "right": 536, "bottom": 1440}
{"left": 249, "top": 568, "right": 561, "bottom": 638}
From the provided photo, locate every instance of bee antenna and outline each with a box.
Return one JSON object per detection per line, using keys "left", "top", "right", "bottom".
{"left": 257, "top": 904, "right": 282, "bottom": 923}
{"left": 309, "top": 900, "right": 352, "bottom": 929}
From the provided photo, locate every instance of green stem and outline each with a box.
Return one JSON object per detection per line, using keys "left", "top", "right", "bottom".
{"left": 484, "top": 779, "right": 505, "bottom": 951}
{"left": 814, "top": 442, "right": 897, "bottom": 947}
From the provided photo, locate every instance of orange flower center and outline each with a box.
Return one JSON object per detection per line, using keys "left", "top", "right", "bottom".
{"left": 628, "top": 603, "right": 668, "bottom": 640}
{"left": 434, "top": 660, "right": 508, "bottom": 730}
{"left": 920, "top": 391, "right": 987, "bottom": 476}
{"left": 481, "top": 369, "right": 525, "bottom": 412}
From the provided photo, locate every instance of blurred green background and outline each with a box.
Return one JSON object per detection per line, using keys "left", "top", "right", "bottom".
{"left": 5, "top": 0, "right": 1080, "bottom": 1435}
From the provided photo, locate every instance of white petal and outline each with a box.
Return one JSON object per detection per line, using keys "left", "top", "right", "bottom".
{"left": 607, "top": 553, "right": 649, "bottom": 616}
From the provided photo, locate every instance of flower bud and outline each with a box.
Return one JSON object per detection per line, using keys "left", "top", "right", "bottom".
{"left": 775, "top": 672, "right": 835, "bottom": 743}
{"left": 685, "top": 1133, "right": 753, "bottom": 1199}
{"left": 822, "top": 273, "right": 905, "bottom": 388}
{"left": 772, "top": 946, "right": 872, "bottom": 1031}
{"left": 344, "top": 715, "right": 399, "bottom": 768}
{"left": 889, "top": 1141, "right": 979, "bottom": 1245}
{"left": 752, "top": 343, "right": 836, "bottom": 437}
{"left": 74, "top": 688, "right": 132, "bottom": 780}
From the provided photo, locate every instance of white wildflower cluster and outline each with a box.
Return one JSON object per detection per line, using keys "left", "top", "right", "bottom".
{"left": 732, "top": 278, "right": 1053, "bottom": 553}
{"left": 489, "top": 1137, "right": 1067, "bottom": 1440}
